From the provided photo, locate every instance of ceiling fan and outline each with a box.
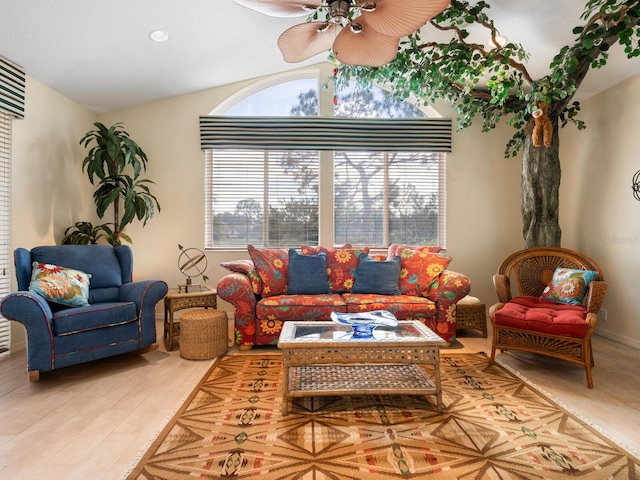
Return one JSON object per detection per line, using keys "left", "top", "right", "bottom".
{"left": 234, "top": 0, "right": 451, "bottom": 67}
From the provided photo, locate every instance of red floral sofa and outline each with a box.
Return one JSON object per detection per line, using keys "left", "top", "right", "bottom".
{"left": 217, "top": 244, "right": 471, "bottom": 349}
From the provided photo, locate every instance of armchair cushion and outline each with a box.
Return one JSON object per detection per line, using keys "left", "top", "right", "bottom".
{"left": 29, "top": 262, "right": 92, "bottom": 307}
{"left": 539, "top": 267, "right": 598, "bottom": 305}
{"left": 493, "top": 296, "right": 588, "bottom": 338}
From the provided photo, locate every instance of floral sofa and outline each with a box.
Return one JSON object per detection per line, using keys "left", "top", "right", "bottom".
{"left": 217, "top": 244, "right": 471, "bottom": 349}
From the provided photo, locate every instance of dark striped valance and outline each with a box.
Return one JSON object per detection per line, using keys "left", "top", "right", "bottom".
{"left": 0, "top": 56, "right": 25, "bottom": 119}
{"left": 200, "top": 116, "right": 451, "bottom": 152}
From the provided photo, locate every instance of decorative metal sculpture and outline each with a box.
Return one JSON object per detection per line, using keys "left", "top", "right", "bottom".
{"left": 177, "top": 244, "right": 209, "bottom": 292}
{"left": 633, "top": 169, "right": 640, "bottom": 201}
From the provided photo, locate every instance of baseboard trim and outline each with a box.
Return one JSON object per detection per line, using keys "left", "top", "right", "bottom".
{"left": 595, "top": 329, "right": 640, "bottom": 351}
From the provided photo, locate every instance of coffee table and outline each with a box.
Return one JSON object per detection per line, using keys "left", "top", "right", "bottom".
{"left": 277, "top": 320, "right": 447, "bottom": 415}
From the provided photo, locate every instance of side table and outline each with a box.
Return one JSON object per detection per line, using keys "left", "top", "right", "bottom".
{"left": 163, "top": 285, "right": 217, "bottom": 351}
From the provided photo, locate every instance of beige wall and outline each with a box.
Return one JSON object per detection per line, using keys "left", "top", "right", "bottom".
{"left": 561, "top": 74, "right": 640, "bottom": 349}
{"left": 9, "top": 66, "right": 638, "bottom": 351}
{"left": 10, "top": 76, "right": 97, "bottom": 350}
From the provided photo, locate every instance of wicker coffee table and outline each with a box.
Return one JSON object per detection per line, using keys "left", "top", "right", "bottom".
{"left": 277, "top": 320, "right": 447, "bottom": 415}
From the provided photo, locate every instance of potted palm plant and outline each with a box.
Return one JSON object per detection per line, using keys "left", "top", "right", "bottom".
{"left": 62, "top": 122, "right": 161, "bottom": 246}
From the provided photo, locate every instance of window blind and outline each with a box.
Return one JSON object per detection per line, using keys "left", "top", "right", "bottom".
{"left": 334, "top": 151, "right": 446, "bottom": 247}
{"left": 0, "top": 112, "right": 11, "bottom": 357}
{"left": 205, "top": 149, "right": 320, "bottom": 248}
{"left": 200, "top": 116, "right": 452, "bottom": 152}
{"left": 0, "top": 56, "right": 25, "bottom": 119}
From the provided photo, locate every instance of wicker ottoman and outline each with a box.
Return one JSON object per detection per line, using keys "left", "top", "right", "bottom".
{"left": 179, "top": 309, "right": 228, "bottom": 360}
{"left": 456, "top": 296, "right": 487, "bottom": 337}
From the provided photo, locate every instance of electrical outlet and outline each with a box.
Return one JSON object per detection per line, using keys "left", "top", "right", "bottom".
{"left": 599, "top": 308, "right": 607, "bottom": 322}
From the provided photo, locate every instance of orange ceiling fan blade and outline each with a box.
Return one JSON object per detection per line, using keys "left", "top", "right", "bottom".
{"left": 333, "top": 19, "right": 400, "bottom": 66}
{"left": 360, "top": 0, "right": 451, "bottom": 37}
{"left": 234, "top": 0, "right": 322, "bottom": 18}
{"left": 278, "top": 22, "right": 341, "bottom": 63}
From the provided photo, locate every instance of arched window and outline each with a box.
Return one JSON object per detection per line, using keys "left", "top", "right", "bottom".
{"left": 204, "top": 70, "right": 447, "bottom": 249}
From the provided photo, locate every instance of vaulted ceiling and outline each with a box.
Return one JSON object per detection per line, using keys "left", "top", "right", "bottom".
{"left": 1, "top": 0, "right": 639, "bottom": 114}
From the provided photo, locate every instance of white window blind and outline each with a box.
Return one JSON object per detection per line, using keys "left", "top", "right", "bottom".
{"left": 334, "top": 151, "right": 446, "bottom": 247}
{"left": 0, "top": 112, "right": 11, "bottom": 357}
{"left": 205, "top": 149, "right": 319, "bottom": 248}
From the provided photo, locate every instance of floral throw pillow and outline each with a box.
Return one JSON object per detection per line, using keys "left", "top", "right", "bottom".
{"left": 29, "top": 262, "right": 91, "bottom": 307}
{"left": 247, "top": 245, "right": 289, "bottom": 297}
{"left": 301, "top": 245, "right": 369, "bottom": 293}
{"left": 395, "top": 246, "right": 451, "bottom": 297}
{"left": 388, "top": 243, "right": 442, "bottom": 257}
{"left": 539, "top": 267, "right": 598, "bottom": 305}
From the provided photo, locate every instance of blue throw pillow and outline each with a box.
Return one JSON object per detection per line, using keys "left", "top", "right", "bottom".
{"left": 351, "top": 253, "right": 401, "bottom": 295}
{"left": 287, "top": 249, "right": 331, "bottom": 295}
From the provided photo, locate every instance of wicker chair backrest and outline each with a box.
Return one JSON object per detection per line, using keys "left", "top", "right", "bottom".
{"left": 497, "top": 247, "right": 604, "bottom": 298}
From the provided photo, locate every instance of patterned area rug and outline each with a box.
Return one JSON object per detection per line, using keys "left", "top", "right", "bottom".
{"left": 125, "top": 353, "right": 640, "bottom": 479}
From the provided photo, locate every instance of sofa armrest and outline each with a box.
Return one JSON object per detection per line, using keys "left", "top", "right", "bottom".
{"left": 217, "top": 273, "right": 258, "bottom": 348}
{"left": 119, "top": 280, "right": 169, "bottom": 347}
{"left": 426, "top": 270, "right": 471, "bottom": 305}
{"left": 0, "top": 291, "right": 55, "bottom": 373}
{"left": 424, "top": 270, "right": 471, "bottom": 342}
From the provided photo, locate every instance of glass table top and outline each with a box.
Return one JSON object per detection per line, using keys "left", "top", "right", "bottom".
{"left": 278, "top": 320, "right": 445, "bottom": 346}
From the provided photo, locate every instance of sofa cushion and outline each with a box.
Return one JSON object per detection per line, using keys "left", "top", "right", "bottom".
{"left": 342, "top": 293, "right": 436, "bottom": 319}
{"left": 53, "top": 301, "right": 138, "bottom": 336}
{"left": 352, "top": 254, "right": 401, "bottom": 295}
{"left": 256, "top": 294, "right": 347, "bottom": 321}
{"left": 301, "top": 245, "right": 369, "bottom": 293}
{"left": 539, "top": 268, "right": 598, "bottom": 305}
{"left": 493, "top": 296, "right": 588, "bottom": 338}
{"left": 394, "top": 246, "right": 451, "bottom": 297}
{"left": 248, "top": 245, "right": 289, "bottom": 297}
{"left": 29, "top": 262, "right": 92, "bottom": 307}
{"left": 287, "top": 249, "right": 331, "bottom": 295}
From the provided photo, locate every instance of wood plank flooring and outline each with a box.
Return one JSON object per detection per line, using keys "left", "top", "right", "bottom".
{"left": 0, "top": 318, "right": 638, "bottom": 479}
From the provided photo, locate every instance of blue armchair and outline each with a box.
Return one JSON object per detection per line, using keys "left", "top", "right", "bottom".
{"left": 0, "top": 245, "right": 168, "bottom": 380}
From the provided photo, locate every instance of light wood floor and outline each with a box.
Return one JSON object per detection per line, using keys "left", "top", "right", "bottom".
{"left": 0, "top": 318, "right": 639, "bottom": 479}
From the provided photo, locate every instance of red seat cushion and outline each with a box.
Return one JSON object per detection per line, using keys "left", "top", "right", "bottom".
{"left": 494, "top": 296, "right": 588, "bottom": 338}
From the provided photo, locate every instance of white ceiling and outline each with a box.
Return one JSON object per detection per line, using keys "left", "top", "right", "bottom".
{"left": 1, "top": 0, "right": 639, "bottom": 114}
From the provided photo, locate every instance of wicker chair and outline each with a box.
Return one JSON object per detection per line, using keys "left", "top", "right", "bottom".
{"left": 489, "top": 247, "right": 607, "bottom": 388}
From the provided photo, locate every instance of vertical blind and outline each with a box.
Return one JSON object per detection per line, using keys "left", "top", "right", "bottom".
{"left": 0, "top": 56, "right": 26, "bottom": 118}
{"left": 0, "top": 112, "right": 11, "bottom": 357}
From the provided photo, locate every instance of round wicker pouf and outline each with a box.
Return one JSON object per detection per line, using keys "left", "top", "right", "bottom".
{"left": 179, "top": 309, "right": 228, "bottom": 360}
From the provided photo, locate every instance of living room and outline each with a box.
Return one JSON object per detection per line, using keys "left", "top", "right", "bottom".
{"left": 1, "top": 1, "right": 640, "bottom": 478}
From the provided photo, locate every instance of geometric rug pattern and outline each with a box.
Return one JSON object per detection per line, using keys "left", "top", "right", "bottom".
{"left": 125, "top": 353, "right": 640, "bottom": 479}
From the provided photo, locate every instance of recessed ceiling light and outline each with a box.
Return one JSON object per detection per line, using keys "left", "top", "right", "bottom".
{"left": 149, "top": 30, "right": 169, "bottom": 43}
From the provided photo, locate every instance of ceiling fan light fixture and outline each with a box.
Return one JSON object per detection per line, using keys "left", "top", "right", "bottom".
{"left": 350, "top": 22, "right": 363, "bottom": 34}
{"left": 360, "top": 1, "right": 377, "bottom": 12}
{"left": 329, "top": 0, "right": 351, "bottom": 19}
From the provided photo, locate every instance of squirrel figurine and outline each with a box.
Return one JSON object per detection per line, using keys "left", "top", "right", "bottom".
{"left": 531, "top": 101, "right": 552, "bottom": 148}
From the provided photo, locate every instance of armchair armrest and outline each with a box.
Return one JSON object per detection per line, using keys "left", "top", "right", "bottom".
{"left": 493, "top": 274, "right": 512, "bottom": 304}
{"left": 585, "top": 280, "right": 607, "bottom": 315}
{"left": 0, "top": 292, "right": 55, "bottom": 373}
{"left": 119, "top": 279, "right": 169, "bottom": 346}
{"left": 217, "top": 273, "right": 258, "bottom": 348}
